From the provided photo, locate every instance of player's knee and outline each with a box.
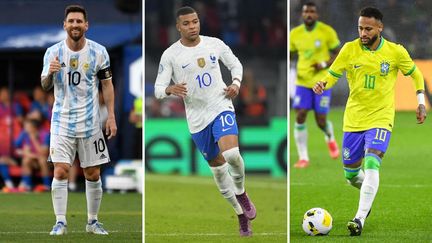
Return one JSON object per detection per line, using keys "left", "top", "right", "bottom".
{"left": 222, "top": 147, "right": 242, "bottom": 166}
{"left": 344, "top": 167, "right": 360, "bottom": 180}
{"left": 53, "top": 165, "right": 69, "bottom": 180}
{"left": 296, "top": 110, "right": 307, "bottom": 123}
{"left": 364, "top": 153, "right": 381, "bottom": 170}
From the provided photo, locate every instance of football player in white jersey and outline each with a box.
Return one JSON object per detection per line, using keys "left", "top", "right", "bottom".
{"left": 41, "top": 5, "right": 117, "bottom": 236}
{"left": 154, "top": 6, "right": 256, "bottom": 237}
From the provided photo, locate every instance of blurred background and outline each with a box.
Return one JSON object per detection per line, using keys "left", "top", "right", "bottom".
{"left": 0, "top": 0, "right": 142, "bottom": 193}
{"left": 290, "top": 0, "right": 432, "bottom": 109}
{"left": 145, "top": 0, "right": 287, "bottom": 177}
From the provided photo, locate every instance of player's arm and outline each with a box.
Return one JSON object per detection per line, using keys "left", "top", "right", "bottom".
{"left": 41, "top": 56, "right": 61, "bottom": 91}
{"left": 218, "top": 40, "right": 242, "bottom": 99}
{"left": 410, "top": 68, "right": 427, "bottom": 124}
{"left": 154, "top": 52, "right": 187, "bottom": 98}
{"left": 100, "top": 76, "right": 117, "bottom": 139}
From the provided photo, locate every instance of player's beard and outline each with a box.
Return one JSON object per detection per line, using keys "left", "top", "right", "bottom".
{"left": 69, "top": 28, "right": 84, "bottom": 42}
{"left": 363, "top": 34, "right": 378, "bottom": 47}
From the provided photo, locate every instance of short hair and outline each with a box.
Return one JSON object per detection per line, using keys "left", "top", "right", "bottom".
{"left": 64, "top": 4, "right": 87, "bottom": 21}
{"left": 303, "top": 2, "right": 317, "bottom": 8}
{"left": 359, "top": 7, "right": 383, "bottom": 22}
{"left": 176, "top": 6, "right": 196, "bottom": 19}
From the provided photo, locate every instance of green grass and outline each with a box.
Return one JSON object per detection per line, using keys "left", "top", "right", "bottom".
{"left": 290, "top": 109, "right": 432, "bottom": 242}
{"left": 0, "top": 192, "right": 142, "bottom": 242}
{"left": 145, "top": 173, "right": 287, "bottom": 242}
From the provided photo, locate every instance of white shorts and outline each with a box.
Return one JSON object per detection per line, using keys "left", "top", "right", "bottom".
{"left": 49, "top": 130, "right": 110, "bottom": 168}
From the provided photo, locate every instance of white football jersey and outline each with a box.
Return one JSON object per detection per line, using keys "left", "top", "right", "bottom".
{"left": 41, "top": 39, "right": 111, "bottom": 138}
{"left": 155, "top": 35, "right": 243, "bottom": 133}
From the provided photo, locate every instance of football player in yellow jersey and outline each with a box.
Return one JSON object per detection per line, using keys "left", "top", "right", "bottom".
{"left": 290, "top": 2, "right": 341, "bottom": 169}
{"left": 313, "top": 7, "right": 426, "bottom": 236}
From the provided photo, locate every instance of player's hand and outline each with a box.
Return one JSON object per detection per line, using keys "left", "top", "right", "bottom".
{"left": 416, "top": 104, "right": 427, "bottom": 124}
{"left": 48, "top": 57, "right": 62, "bottom": 76}
{"left": 105, "top": 117, "right": 117, "bottom": 139}
{"left": 312, "top": 81, "right": 327, "bottom": 95}
{"left": 166, "top": 82, "right": 187, "bottom": 98}
{"left": 224, "top": 84, "right": 239, "bottom": 99}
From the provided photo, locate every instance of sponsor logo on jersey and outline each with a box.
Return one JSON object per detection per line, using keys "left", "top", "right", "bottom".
{"left": 61, "top": 62, "right": 66, "bottom": 67}
{"left": 197, "top": 57, "right": 206, "bottom": 68}
{"left": 181, "top": 63, "right": 190, "bottom": 69}
{"left": 70, "top": 57, "right": 79, "bottom": 69}
{"left": 99, "top": 154, "right": 107, "bottom": 160}
{"left": 210, "top": 54, "right": 216, "bottom": 64}
{"left": 314, "top": 39, "right": 321, "bottom": 48}
{"left": 354, "top": 64, "right": 362, "bottom": 69}
{"left": 83, "top": 63, "right": 89, "bottom": 72}
{"left": 380, "top": 61, "right": 390, "bottom": 76}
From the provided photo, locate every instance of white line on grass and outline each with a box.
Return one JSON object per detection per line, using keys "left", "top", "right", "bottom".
{"left": 146, "top": 175, "right": 286, "bottom": 190}
{"left": 291, "top": 182, "right": 432, "bottom": 188}
{"left": 146, "top": 232, "right": 287, "bottom": 237}
{"left": 0, "top": 230, "right": 141, "bottom": 234}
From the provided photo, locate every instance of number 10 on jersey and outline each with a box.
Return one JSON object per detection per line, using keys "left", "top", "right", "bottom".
{"left": 196, "top": 72, "right": 212, "bottom": 88}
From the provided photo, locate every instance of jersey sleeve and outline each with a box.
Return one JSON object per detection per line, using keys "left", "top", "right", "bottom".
{"left": 41, "top": 48, "right": 54, "bottom": 77}
{"left": 323, "top": 42, "right": 349, "bottom": 87}
{"left": 217, "top": 39, "right": 243, "bottom": 82}
{"left": 289, "top": 29, "right": 297, "bottom": 52}
{"left": 397, "top": 44, "right": 416, "bottom": 76}
{"left": 100, "top": 47, "right": 111, "bottom": 70}
{"left": 154, "top": 51, "right": 173, "bottom": 99}
{"left": 327, "top": 26, "right": 340, "bottom": 51}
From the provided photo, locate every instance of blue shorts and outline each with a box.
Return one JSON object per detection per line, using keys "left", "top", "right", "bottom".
{"left": 191, "top": 111, "right": 239, "bottom": 161}
{"left": 342, "top": 128, "right": 391, "bottom": 165}
{"left": 293, "top": 85, "right": 332, "bottom": 114}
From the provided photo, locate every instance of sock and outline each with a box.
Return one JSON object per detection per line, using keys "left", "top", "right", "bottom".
{"left": 51, "top": 178, "right": 68, "bottom": 224}
{"left": 86, "top": 178, "right": 103, "bottom": 223}
{"left": 43, "top": 176, "right": 52, "bottom": 188}
{"left": 294, "top": 122, "right": 309, "bottom": 161}
{"left": 0, "top": 164, "right": 13, "bottom": 187}
{"left": 210, "top": 163, "right": 243, "bottom": 215}
{"left": 355, "top": 154, "right": 381, "bottom": 226}
{"left": 222, "top": 147, "right": 245, "bottom": 195}
{"left": 344, "top": 166, "right": 365, "bottom": 189}
{"left": 323, "top": 120, "right": 335, "bottom": 141}
{"left": 22, "top": 175, "right": 32, "bottom": 189}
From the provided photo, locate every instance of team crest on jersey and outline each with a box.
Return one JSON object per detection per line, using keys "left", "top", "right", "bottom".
{"left": 314, "top": 39, "right": 321, "bottom": 48}
{"left": 70, "top": 57, "right": 79, "bottom": 69}
{"left": 210, "top": 53, "right": 216, "bottom": 64}
{"left": 83, "top": 63, "right": 89, "bottom": 72}
{"left": 380, "top": 61, "right": 390, "bottom": 76}
{"left": 197, "top": 57, "right": 206, "bottom": 68}
{"left": 343, "top": 147, "right": 350, "bottom": 160}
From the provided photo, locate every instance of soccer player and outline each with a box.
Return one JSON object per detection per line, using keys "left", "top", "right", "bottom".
{"left": 313, "top": 7, "right": 426, "bottom": 236}
{"left": 290, "top": 2, "right": 341, "bottom": 168}
{"left": 41, "top": 5, "right": 117, "bottom": 235}
{"left": 154, "top": 6, "right": 256, "bottom": 237}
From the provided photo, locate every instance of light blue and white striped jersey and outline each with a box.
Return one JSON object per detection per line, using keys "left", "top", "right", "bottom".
{"left": 41, "top": 39, "right": 111, "bottom": 138}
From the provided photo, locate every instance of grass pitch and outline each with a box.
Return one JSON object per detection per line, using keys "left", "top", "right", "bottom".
{"left": 290, "top": 109, "right": 432, "bottom": 242}
{"left": 0, "top": 192, "right": 142, "bottom": 242}
{"left": 145, "top": 173, "right": 287, "bottom": 242}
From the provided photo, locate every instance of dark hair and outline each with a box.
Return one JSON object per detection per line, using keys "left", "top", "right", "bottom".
{"left": 359, "top": 7, "right": 383, "bottom": 21}
{"left": 303, "top": 2, "right": 317, "bottom": 8}
{"left": 64, "top": 4, "right": 87, "bottom": 21}
{"left": 176, "top": 6, "right": 196, "bottom": 19}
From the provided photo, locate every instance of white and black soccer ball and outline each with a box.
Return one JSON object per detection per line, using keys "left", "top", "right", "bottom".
{"left": 302, "top": 207, "right": 333, "bottom": 236}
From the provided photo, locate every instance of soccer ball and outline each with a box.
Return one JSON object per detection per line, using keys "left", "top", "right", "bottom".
{"left": 302, "top": 208, "right": 333, "bottom": 236}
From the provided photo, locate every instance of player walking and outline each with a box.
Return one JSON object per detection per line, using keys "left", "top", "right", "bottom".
{"left": 41, "top": 4, "right": 117, "bottom": 235}
{"left": 290, "top": 2, "right": 341, "bottom": 168}
{"left": 154, "top": 6, "right": 256, "bottom": 237}
{"left": 313, "top": 7, "right": 426, "bottom": 236}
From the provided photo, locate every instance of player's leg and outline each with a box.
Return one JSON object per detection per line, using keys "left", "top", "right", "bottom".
{"left": 19, "top": 156, "right": 33, "bottom": 191}
{"left": 292, "top": 86, "right": 313, "bottom": 168}
{"left": 37, "top": 155, "right": 51, "bottom": 191}
{"left": 79, "top": 130, "right": 110, "bottom": 235}
{"left": 314, "top": 88, "right": 339, "bottom": 159}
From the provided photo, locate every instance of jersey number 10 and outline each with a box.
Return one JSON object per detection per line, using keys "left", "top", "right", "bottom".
{"left": 196, "top": 72, "right": 212, "bottom": 88}
{"left": 67, "top": 71, "right": 81, "bottom": 86}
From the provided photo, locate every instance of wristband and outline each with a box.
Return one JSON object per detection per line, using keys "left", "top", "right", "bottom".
{"left": 417, "top": 93, "right": 425, "bottom": 105}
{"left": 232, "top": 80, "right": 241, "bottom": 88}
{"left": 320, "top": 61, "right": 327, "bottom": 69}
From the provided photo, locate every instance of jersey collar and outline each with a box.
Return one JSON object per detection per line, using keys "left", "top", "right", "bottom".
{"left": 303, "top": 21, "right": 318, "bottom": 32}
{"left": 361, "top": 37, "right": 384, "bottom": 52}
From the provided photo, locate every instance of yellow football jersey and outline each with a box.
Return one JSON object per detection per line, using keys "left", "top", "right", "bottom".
{"left": 323, "top": 38, "right": 421, "bottom": 132}
{"left": 290, "top": 21, "right": 340, "bottom": 88}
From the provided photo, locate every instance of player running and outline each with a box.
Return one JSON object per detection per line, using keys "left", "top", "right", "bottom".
{"left": 313, "top": 7, "right": 426, "bottom": 236}
{"left": 290, "top": 1, "right": 341, "bottom": 168}
{"left": 41, "top": 4, "right": 117, "bottom": 235}
{"left": 154, "top": 6, "right": 256, "bottom": 237}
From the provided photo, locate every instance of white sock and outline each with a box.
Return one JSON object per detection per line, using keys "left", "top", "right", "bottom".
{"left": 294, "top": 122, "right": 309, "bottom": 161}
{"left": 5, "top": 180, "right": 13, "bottom": 188}
{"left": 86, "top": 178, "right": 103, "bottom": 223}
{"left": 51, "top": 178, "right": 68, "bottom": 224}
{"left": 355, "top": 169, "right": 379, "bottom": 226}
{"left": 210, "top": 163, "right": 243, "bottom": 215}
{"left": 323, "top": 120, "right": 335, "bottom": 142}
{"left": 222, "top": 147, "right": 245, "bottom": 195}
{"left": 348, "top": 170, "right": 365, "bottom": 189}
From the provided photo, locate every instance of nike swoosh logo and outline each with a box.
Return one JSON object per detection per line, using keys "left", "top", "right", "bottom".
{"left": 371, "top": 141, "right": 382, "bottom": 145}
{"left": 354, "top": 65, "right": 362, "bottom": 68}
{"left": 182, "top": 63, "right": 190, "bottom": 69}
{"left": 222, "top": 127, "right": 232, "bottom": 132}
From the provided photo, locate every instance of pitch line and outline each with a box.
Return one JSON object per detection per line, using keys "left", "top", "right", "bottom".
{"left": 0, "top": 230, "right": 141, "bottom": 234}
{"left": 146, "top": 232, "right": 287, "bottom": 237}
{"left": 291, "top": 182, "right": 432, "bottom": 188}
{"left": 146, "top": 175, "right": 286, "bottom": 190}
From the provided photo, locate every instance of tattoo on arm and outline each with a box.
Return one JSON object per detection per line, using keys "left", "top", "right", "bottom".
{"left": 41, "top": 75, "right": 54, "bottom": 91}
